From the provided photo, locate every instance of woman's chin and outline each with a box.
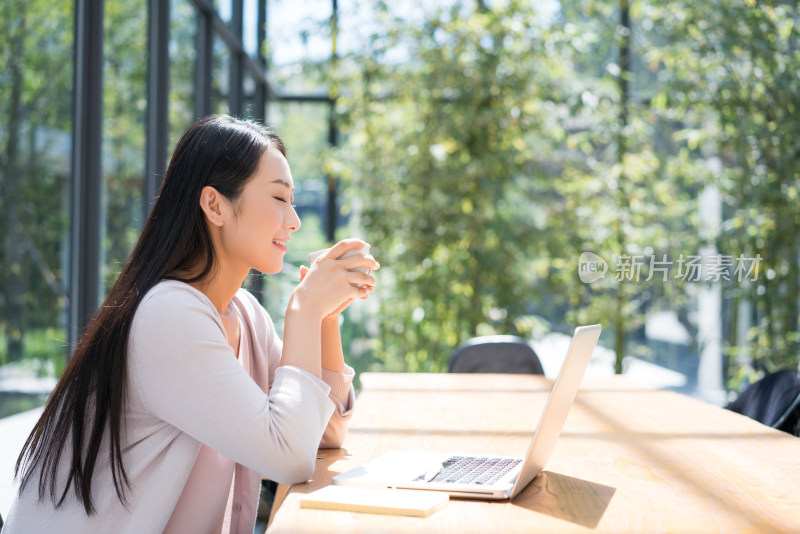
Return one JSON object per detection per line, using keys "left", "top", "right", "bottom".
{"left": 257, "top": 261, "right": 284, "bottom": 275}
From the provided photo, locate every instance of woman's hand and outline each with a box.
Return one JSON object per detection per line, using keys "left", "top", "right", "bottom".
{"left": 282, "top": 239, "right": 378, "bottom": 377}
{"left": 298, "top": 265, "right": 355, "bottom": 320}
{"left": 290, "top": 238, "right": 380, "bottom": 321}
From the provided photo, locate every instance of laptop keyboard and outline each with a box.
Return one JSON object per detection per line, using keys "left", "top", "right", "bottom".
{"left": 414, "top": 456, "right": 522, "bottom": 486}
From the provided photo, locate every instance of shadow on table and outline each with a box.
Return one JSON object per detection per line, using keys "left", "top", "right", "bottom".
{"left": 311, "top": 451, "right": 616, "bottom": 530}
{"left": 272, "top": 451, "right": 615, "bottom": 530}
{"left": 510, "top": 471, "right": 615, "bottom": 529}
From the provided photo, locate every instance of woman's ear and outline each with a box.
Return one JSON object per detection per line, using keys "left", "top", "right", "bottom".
{"left": 199, "top": 186, "right": 227, "bottom": 227}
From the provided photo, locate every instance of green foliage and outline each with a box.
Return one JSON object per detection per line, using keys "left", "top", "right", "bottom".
{"left": 647, "top": 0, "right": 800, "bottom": 382}
{"left": 0, "top": 0, "right": 73, "bottom": 363}
{"left": 168, "top": 0, "right": 198, "bottom": 154}
{"left": 270, "top": 101, "right": 332, "bottom": 191}
{"left": 0, "top": 0, "right": 797, "bottom": 396}
{"left": 328, "top": 0, "right": 704, "bottom": 372}
{"left": 330, "top": 1, "right": 562, "bottom": 371}
{"left": 0, "top": 328, "right": 67, "bottom": 376}
{"left": 527, "top": 0, "right": 706, "bottom": 374}
{"left": 102, "top": 0, "right": 148, "bottom": 289}
{"left": 326, "top": 0, "right": 798, "bottom": 381}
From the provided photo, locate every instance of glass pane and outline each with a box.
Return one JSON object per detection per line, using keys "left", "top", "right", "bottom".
{"left": 242, "top": 72, "right": 258, "bottom": 119}
{"left": 216, "top": 0, "right": 233, "bottom": 23}
{"left": 102, "top": 1, "right": 147, "bottom": 292}
{"left": 270, "top": 101, "right": 329, "bottom": 211}
{"left": 267, "top": 0, "right": 332, "bottom": 94}
{"left": 213, "top": 35, "right": 232, "bottom": 114}
{"left": 0, "top": 2, "right": 73, "bottom": 417}
{"left": 260, "top": 102, "right": 331, "bottom": 324}
{"left": 169, "top": 0, "right": 197, "bottom": 155}
{"left": 243, "top": 0, "right": 260, "bottom": 58}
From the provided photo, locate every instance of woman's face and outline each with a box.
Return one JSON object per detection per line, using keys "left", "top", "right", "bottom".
{"left": 218, "top": 148, "right": 301, "bottom": 275}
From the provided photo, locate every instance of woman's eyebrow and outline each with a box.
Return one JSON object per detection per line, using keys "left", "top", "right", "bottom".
{"left": 269, "top": 178, "right": 294, "bottom": 190}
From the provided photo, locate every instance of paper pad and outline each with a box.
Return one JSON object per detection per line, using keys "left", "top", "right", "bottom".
{"left": 299, "top": 485, "right": 449, "bottom": 517}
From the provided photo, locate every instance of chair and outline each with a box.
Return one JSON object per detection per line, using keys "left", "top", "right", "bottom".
{"left": 449, "top": 335, "right": 544, "bottom": 374}
{"left": 725, "top": 369, "right": 800, "bottom": 436}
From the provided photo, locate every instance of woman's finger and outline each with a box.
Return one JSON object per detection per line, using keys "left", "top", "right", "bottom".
{"left": 337, "top": 253, "right": 380, "bottom": 272}
{"left": 325, "top": 238, "right": 369, "bottom": 259}
{"left": 347, "top": 271, "right": 376, "bottom": 288}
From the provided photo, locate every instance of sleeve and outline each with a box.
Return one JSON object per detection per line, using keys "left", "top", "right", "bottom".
{"left": 243, "top": 290, "right": 356, "bottom": 449}
{"left": 127, "top": 286, "right": 335, "bottom": 484}
{"left": 319, "top": 366, "right": 356, "bottom": 448}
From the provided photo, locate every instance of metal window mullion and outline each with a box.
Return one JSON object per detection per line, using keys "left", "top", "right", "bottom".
{"left": 326, "top": 0, "right": 339, "bottom": 243}
{"left": 326, "top": 97, "right": 338, "bottom": 242}
{"left": 278, "top": 94, "right": 331, "bottom": 103}
{"left": 69, "top": 0, "right": 104, "bottom": 352}
{"left": 254, "top": 76, "right": 266, "bottom": 122}
{"left": 253, "top": 0, "right": 266, "bottom": 121}
{"left": 247, "top": 1, "right": 267, "bottom": 301}
{"left": 229, "top": 0, "right": 244, "bottom": 115}
{"left": 191, "top": 0, "right": 268, "bottom": 90}
{"left": 145, "top": 0, "right": 170, "bottom": 217}
{"left": 263, "top": 0, "right": 273, "bottom": 123}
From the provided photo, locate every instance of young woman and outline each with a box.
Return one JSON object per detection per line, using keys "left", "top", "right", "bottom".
{"left": 4, "top": 115, "right": 379, "bottom": 533}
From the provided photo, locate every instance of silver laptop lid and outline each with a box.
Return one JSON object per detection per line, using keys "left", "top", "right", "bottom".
{"left": 508, "top": 324, "right": 601, "bottom": 499}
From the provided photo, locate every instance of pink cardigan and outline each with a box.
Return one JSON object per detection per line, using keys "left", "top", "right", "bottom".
{"left": 4, "top": 281, "right": 354, "bottom": 534}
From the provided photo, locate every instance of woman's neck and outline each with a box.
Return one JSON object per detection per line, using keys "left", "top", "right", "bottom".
{"left": 181, "top": 261, "right": 249, "bottom": 315}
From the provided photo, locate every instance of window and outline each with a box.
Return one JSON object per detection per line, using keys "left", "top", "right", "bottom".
{"left": 169, "top": 0, "right": 198, "bottom": 154}
{"left": 0, "top": 0, "right": 346, "bottom": 422}
{"left": 102, "top": 0, "right": 148, "bottom": 290}
{"left": 0, "top": 1, "right": 74, "bottom": 415}
{"left": 213, "top": 35, "right": 232, "bottom": 114}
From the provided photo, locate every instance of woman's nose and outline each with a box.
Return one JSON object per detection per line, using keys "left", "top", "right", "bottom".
{"left": 287, "top": 204, "right": 301, "bottom": 231}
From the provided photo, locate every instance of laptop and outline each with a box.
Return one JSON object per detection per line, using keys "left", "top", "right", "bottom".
{"left": 333, "top": 324, "right": 602, "bottom": 500}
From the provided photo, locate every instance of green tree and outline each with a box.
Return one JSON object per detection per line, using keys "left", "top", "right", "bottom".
{"left": 331, "top": 1, "right": 569, "bottom": 371}
{"left": 102, "top": 0, "right": 148, "bottom": 289}
{"left": 168, "top": 0, "right": 198, "bottom": 155}
{"left": 0, "top": 0, "right": 73, "bottom": 363}
{"left": 649, "top": 0, "right": 800, "bottom": 385}
{"left": 329, "top": 0, "right": 706, "bottom": 374}
{"left": 543, "top": 0, "right": 706, "bottom": 373}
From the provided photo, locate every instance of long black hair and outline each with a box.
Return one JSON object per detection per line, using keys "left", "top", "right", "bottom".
{"left": 15, "top": 115, "right": 286, "bottom": 514}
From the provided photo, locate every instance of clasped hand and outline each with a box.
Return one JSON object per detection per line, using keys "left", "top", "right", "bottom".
{"left": 295, "top": 238, "right": 380, "bottom": 320}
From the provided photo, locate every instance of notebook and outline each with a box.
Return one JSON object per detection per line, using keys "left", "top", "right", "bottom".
{"left": 333, "top": 324, "right": 602, "bottom": 500}
{"left": 300, "top": 485, "right": 449, "bottom": 517}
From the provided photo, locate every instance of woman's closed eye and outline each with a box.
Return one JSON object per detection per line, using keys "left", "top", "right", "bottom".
{"left": 273, "top": 196, "right": 296, "bottom": 207}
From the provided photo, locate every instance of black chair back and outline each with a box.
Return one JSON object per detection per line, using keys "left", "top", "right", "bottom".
{"left": 725, "top": 369, "right": 800, "bottom": 436}
{"left": 449, "top": 335, "right": 544, "bottom": 374}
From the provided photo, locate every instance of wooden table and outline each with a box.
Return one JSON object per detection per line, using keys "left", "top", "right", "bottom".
{"left": 267, "top": 373, "right": 800, "bottom": 533}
